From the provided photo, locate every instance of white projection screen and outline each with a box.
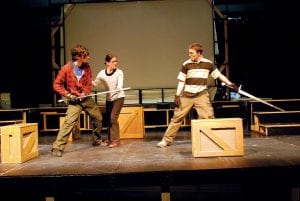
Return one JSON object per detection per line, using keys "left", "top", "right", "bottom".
{"left": 64, "top": 0, "right": 214, "bottom": 90}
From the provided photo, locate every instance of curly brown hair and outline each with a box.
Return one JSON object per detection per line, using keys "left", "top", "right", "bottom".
{"left": 71, "top": 44, "right": 89, "bottom": 61}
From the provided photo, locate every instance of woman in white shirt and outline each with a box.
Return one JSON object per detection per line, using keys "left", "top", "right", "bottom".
{"left": 93, "top": 54, "right": 125, "bottom": 148}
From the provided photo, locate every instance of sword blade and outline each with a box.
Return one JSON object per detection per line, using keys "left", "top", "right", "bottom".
{"left": 57, "top": 87, "right": 131, "bottom": 103}
{"left": 238, "top": 89, "right": 285, "bottom": 112}
{"left": 85, "top": 87, "right": 131, "bottom": 98}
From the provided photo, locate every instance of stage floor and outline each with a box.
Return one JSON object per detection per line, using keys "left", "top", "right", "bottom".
{"left": 1, "top": 128, "right": 300, "bottom": 201}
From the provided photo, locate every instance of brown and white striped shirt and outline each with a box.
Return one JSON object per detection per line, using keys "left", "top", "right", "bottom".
{"left": 178, "top": 58, "right": 221, "bottom": 97}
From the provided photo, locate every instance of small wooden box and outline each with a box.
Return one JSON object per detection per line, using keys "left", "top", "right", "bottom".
{"left": 1, "top": 123, "right": 39, "bottom": 163}
{"left": 191, "top": 118, "right": 244, "bottom": 157}
{"left": 119, "top": 106, "right": 145, "bottom": 139}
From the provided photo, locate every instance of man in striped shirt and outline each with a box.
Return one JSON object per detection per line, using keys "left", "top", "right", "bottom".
{"left": 157, "top": 43, "right": 238, "bottom": 148}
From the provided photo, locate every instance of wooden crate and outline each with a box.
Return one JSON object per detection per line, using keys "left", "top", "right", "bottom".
{"left": 119, "top": 106, "right": 145, "bottom": 139}
{"left": 191, "top": 118, "right": 244, "bottom": 157}
{"left": 1, "top": 123, "right": 39, "bottom": 163}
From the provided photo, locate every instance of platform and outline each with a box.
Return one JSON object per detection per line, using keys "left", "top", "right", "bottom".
{"left": 0, "top": 128, "right": 300, "bottom": 201}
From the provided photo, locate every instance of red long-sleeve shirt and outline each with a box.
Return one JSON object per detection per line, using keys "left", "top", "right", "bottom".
{"left": 53, "top": 62, "right": 93, "bottom": 97}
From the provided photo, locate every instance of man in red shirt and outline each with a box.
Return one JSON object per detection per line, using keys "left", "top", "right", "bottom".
{"left": 51, "top": 44, "right": 106, "bottom": 157}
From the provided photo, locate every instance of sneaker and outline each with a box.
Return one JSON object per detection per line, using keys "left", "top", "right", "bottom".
{"left": 92, "top": 138, "right": 108, "bottom": 146}
{"left": 101, "top": 140, "right": 108, "bottom": 146}
{"left": 92, "top": 138, "right": 101, "bottom": 146}
{"left": 51, "top": 148, "right": 63, "bottom": 157}
{"left": 108, "top": 142, "right": 120, "bottom": 148}
{"left": 156, "top": 140, "right": 169, "bottom": 148}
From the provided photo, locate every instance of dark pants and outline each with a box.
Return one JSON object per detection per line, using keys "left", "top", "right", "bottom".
{"left": 106, "top": 97, "right": 124, "bottom": 142}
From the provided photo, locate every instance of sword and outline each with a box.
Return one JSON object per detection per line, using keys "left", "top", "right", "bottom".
{"left": 227, "top": 84, "right": 285, "bottom": 112}
{"left": 58, "top": 87, "right": 131, "bottom": 103}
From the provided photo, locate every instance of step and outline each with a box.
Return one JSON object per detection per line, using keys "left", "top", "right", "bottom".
{"left": 260, "top": 123, "right": 300, "bottom": 128}
{"left": 252, "top": 110, "right": 300, "bottom": 125}
{"left": 258, "top": 123, "right": 300, "bottom": 136}
{"left": 253, "top": 110, "right": 300, "bottom": 115}
{"left": 0, "top": 120, "right": 24, "bottom": 125}
{"left": 250, "top": 98, "right": 300, "bottom": 111}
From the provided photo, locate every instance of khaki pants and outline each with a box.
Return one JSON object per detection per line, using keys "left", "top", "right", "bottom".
{"left": 52, "top": 97, "right": 102, "bottom": 151}
{"left": 163, "top": 91, "right": 214, "bottom": 143}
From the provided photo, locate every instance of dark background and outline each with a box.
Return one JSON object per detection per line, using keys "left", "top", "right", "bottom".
{"left": 1, "top": 0, "right": 299, "bottom": 108}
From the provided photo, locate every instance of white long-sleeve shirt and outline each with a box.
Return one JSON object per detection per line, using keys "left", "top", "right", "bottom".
{"left": 93, "top": 68, "right": 125, "bottom": 101}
